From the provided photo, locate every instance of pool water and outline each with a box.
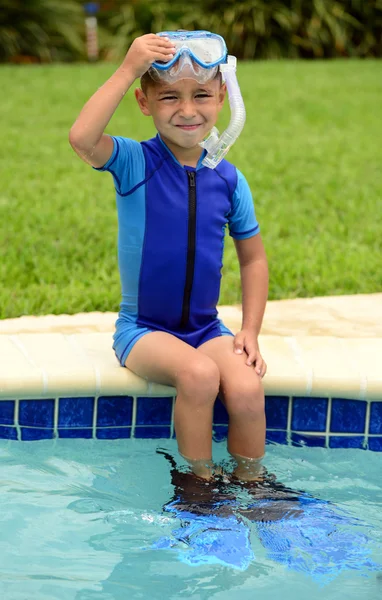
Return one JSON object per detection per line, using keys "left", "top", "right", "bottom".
{"left": 0, "top": 439, "right": 381, "bottom": 600}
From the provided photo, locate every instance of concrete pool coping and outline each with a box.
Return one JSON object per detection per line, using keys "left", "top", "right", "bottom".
{"left": 0, "top": 293, "right": 381, "bottom": 401}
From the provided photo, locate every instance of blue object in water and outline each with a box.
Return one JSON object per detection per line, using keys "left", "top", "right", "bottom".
{"left": 153, "top": 502, "right": 254, "bottom": 569}
{"left": 256, "top": 496, "right": 380, "bottom": 582}
{"left": 153, "top": 451, "right": 381, "bottom": 578}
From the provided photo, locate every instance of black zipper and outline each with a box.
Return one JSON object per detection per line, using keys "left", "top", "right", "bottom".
{"left": 180, "top": 170, "right": 197, "bottom": 328}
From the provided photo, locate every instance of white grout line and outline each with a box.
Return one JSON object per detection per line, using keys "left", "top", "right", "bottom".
{"left": 14, "top": 399, "right": 21, "bottom": 441}
{"left": 53, "top": 397, "right": 59, "bottom": 439}
{"left": 92, "top": 396, "right": 99, "bottom": 439}
{"left": 364, "top": 399, "right": 371, "bottom": 449}
{"left": 325, "top": 397, "right": 332, "bottom": 448}
{"left": 170, "top": 396, "right": 176, "bottom": 438}
{"left": 131, "top": 396, "right": 137, "bottom": 436}
{"left": 286, "top": 396, "right": 292, "bottom": 445}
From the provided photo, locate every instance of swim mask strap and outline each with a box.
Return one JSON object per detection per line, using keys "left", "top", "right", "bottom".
{"left": 200, "top": 56, "right": 246, "bottom": 169}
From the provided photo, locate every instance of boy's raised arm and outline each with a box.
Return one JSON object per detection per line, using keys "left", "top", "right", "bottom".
{"left": 69, "top": 34, "right": 175, "bottom": 168}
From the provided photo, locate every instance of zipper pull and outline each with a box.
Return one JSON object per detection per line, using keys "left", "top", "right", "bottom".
{"left": 187, "top": 171, "right": 196, "bottom": 187}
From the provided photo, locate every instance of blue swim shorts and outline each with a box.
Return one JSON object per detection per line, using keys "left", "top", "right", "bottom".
{"left": 113, "top": 312, "right": 234, "bottom": 367}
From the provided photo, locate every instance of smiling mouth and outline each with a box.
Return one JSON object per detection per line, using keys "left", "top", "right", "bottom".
{"left": 175, "top": 124, "right": 202, "bottom": 131}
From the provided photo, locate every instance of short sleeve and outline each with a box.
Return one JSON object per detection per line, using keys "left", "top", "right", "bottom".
{"left": 228, "top": 169, "right": 260, "bottom": 240}
{"left": 93, "top": 136, "right": 145, "bottom": 195}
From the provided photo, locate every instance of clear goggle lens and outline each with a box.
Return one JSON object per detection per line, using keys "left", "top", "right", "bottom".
{"left": 149, "top": 55, "right": 219, "bottom": 84}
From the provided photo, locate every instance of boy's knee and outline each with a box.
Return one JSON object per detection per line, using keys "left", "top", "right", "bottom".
{"left": 176, "top": 357, "right": 220, "bottom": 400}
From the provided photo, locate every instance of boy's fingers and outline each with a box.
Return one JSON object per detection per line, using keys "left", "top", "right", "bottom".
{"left": 255, "top": 357, "right": 267, "bottom": 378}
{"left": 245, "top": 349, "right": 257, "bottom": 366}
{"left": 148, "top": 41, "right": 175, "bottom": 50}
{"left": 233, "top": 335, "right": 245, "bottom": 354}
{"left": 254, "top": 355, "right": 263, "bottom": 374}
{"left": 149, "top": 52, "right": 174, "bottom": 63}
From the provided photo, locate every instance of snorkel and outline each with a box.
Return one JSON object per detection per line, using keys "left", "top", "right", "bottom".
{"left": 200, "top": 55, "right": 246, "bottom": 169}
{"left": 149, "top": 31, "right": 246, "bottom": 169}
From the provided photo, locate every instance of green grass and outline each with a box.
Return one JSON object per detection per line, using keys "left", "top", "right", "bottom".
{"left": 0, "top": 60, "right": 381, "bottom": 318}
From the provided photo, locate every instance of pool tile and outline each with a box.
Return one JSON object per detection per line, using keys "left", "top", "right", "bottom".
{"left": 368, "top": 437, "right": 382, "bottom": 452}
{"left": 265, "top": 396, "right": 289, "bottom": 430}
{"left": 369, "top": 402, "right": 382, "bottom": 434}
{"left": 58, "top": 398, "right": 94, "bottom": 428}
{"left": 0, "top": 401, "right": 15, "bottom": 426}
{"left": 19, "top": 399, "right": 54, "bottom": 428}
{"left": 58, "top": 428, "right": 93, "bottom": 439}
{"left": 21, "top": 428, "right": 54, "bottom": 441}
{"left": 97, "top": 427, "right": 132, "bottom": 439}
{"left": 291, "top": 433, "right": 326, "bottom": 447}
{"left": 266, "top": 430, "right": 288, "bottom": 445}
{"left": 292, "top": 397, "right": 328, "bottom": 432}
{"left": 214, "top": 398, "right": 229, "bottom": 424}
{"left": 135, "top": 426, "right": 171, "bottom": 438}
{"left": 213, "top": 425, "right": 228, "bottom": 442}
{"left": 330, "top": 399, "right": 367, "bottom": 433}
{"left": 0, "top": 426, "right": 17, "bottom": 440}
{"left": 97, "top": 396, "right": 133, "bottom": 427}
{"left": 329, "top": 436, "right": 365, "bottom": 449}
{"left": 136, "top": 397, "right": 172, "bottom": 426}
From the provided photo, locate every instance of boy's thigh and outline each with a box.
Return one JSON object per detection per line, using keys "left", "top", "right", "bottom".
{"left": 125, "top": 331, "right": 209, "bottom": 388}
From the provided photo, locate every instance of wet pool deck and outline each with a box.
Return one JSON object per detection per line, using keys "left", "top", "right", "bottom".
{"left": 0, "top": 294, "right": 381, "bottom": 401}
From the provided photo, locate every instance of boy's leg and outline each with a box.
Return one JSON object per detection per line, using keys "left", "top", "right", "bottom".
{"left": 125, "top": 331, "right": 220, "bottom": 477}
{"left": 198, "top": 336, "right": 265, "bottom": 480}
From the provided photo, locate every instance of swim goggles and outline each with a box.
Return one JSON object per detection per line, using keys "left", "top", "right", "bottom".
{"left": 149, "top": 30, "right": 228, "bottom": 84}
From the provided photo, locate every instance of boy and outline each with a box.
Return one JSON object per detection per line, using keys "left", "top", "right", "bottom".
{"left": 69, "top": 32, "right": 269, "bottom": 479}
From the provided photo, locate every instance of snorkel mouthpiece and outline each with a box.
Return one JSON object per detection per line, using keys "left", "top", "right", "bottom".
{"left": 200, "top": 56, "right": 246, "bottom": 169}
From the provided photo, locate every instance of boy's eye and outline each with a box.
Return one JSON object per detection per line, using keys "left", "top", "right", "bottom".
{"left": 160, "top": 95, "right": 177, "bottom": 101}
{"left": 195, "top": 93, "right": 211, "bottom": 98}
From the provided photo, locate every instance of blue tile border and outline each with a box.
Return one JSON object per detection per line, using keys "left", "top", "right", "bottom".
{"left": 369, "top": 402, "right": 382, "bottom": 434}
{"left": 330, "top": 399, "right": 367, "bottom": 434}
{"left": 368, "top": 437, "right": 382, "bottom": 452}
{"left": 97, "top": 396, "right": 133, "bottom": 427}
{"left": 135, "top": 426, "right": 171, "bottom": 439}
{"left": 329, "top": 436, "right": 365, "bottom": 449}
{"left": 58, "top": 428, "right": 93, "bottom": 439}
{"left": 20, "top": 428, "right": 54, "bottom": 441}
{"left": 58, "top": 397, "right": 94, "bottom": 428}
{"left": 265, "top": 396, "right": 289, "bottom": 430}
{"left": 97, "top": 427, "right": 132, "bottom": 439}
{"left": 291, "top": 433, "right": 326, "bottom": 448}
{"left": 0, "top": 395, "right": 380, "bottom": 450}
{"left": 0, "top": 401, "right": 15, "bottom": 426}
{"left": 19, "top": 399, "right": 54, "bottom": 428}
{"left": 136, "top": 397, "right": 173, "bottom": 426}
{"left": 0, "top": 426, "right": 17, "bottom": 440}
{"left": 292, "top": 397, "right": 328, "bottom": 432}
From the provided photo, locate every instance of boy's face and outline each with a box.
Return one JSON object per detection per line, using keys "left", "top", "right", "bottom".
{"left": 135, "top": 77, "right": 226, "bottom": 152}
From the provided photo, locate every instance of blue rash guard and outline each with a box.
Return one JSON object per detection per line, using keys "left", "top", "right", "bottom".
{"left": 95, "top": 134, "right": 260, "bottom": 366}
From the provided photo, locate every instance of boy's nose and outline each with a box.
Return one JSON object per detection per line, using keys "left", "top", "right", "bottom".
{"left": 179, "top": 100, "right": 197, "bottom": 118}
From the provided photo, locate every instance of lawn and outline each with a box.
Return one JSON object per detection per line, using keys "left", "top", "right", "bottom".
{"left": 0, "top": 60, "right": 381, "bottom": 318}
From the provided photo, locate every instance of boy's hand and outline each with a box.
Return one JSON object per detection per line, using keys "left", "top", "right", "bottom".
{"left": 233, "top": 330, "right": 267, "bottom": 377}
{"left": 122, "top": 34, "right": 176, "bottom": 79}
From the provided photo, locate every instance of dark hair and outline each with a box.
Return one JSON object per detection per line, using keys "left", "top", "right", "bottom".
{"left": 140, "top": 70, "right": 156, "bottom": 94}
{"left": 139, "top": 68, "right": 223, "bottom": 95}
